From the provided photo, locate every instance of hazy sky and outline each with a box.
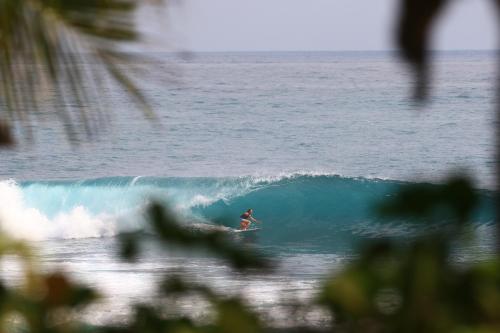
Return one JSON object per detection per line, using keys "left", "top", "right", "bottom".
{"left": 141, "top": 0, "right": 498, "bottom": 52}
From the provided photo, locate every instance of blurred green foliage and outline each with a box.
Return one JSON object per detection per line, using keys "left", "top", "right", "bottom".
{"left": 320, "top": 176, "right": 500, "bottom": 333}
{"left": 0, "top": 234, "right": 98, "bottom": 332}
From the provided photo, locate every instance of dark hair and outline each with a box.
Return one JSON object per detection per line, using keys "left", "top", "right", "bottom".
{"left": 247, "top": 208, "right": 252, "bottom": 212}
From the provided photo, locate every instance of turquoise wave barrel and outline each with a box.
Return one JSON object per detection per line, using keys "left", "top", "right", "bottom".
{"left": 12, "top": 174, "right": 495, "bottom": 251}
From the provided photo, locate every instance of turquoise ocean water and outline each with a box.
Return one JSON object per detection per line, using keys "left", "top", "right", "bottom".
{"left": 0, "top": 51, "right": 497, "bottom": 326}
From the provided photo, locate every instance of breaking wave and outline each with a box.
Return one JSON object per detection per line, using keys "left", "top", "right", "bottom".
{"left": 0, "top": 174, "right": 494, "bottom": 251}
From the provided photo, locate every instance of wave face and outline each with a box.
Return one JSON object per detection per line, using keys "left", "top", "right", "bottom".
{"left": 0, "top": 175, "right": 495, "bottom": 251}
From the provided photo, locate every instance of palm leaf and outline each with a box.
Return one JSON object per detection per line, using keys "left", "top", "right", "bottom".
{"left": 396, "top": 0, "right": 449, "bottom": 100}
{"left": 0, "top": 0, "right": 160, "bottom": 145}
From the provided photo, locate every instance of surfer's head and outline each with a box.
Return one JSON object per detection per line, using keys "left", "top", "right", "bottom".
{"left": 247, "top": 208, "right": 253, "bottom": 213}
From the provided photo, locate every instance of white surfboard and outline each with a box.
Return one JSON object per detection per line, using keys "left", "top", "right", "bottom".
{"left": 233, "top": 227, "right": 261, "bottom": 233}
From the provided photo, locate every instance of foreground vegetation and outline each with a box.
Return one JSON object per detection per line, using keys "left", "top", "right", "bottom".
{"left": 0, "top": 176, "right": 498, "bottom": 332}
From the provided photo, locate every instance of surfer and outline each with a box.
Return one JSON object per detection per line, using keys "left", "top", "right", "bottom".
{"left": 240, "top": 208, "right": 259, "bottom": 230}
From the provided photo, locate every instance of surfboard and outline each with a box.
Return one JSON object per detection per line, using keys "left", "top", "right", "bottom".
{"left": 233, "top": 227, "right": 261, "bottom": 233}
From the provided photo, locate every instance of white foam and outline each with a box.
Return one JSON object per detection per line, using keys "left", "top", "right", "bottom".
{"left": 0, "top": 180, "right": 119, "bottom": 241}
{"left": 246, "top": 170, "right": 397, "bottom": 184}
{"left": 179, "top": 194, "right": 216, "bottom": 209}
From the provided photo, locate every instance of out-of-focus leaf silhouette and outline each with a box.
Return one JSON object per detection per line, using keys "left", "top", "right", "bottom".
{"left": 159, "top": 275, "right": 262, "bottom": 333}
{"left": 0, "top": 233, "right": 100, "bottom": 332}
{"left": 397, "top": 0, "right": 448, "bottom": 100}
{"left": 0, "top": 0, "right": 160, "bottom": 146}
{"left": 120, "top": 202, "right": 271, "bottom": 271}
{"left": 321, "top": 241, "right": 500, "bottom": 332}
{"left": 43, "top": 272, "right": 98, "bottom": 308}
{"left": 378, "top": 176, "right": 478, "bottom": 224}
{"left": 0, "top": 121, "right": 13, "bottom": 146}
{"left": 320, "top": 176, "right": 500, "bottom": 332}
{"left": 118, "top": 231, "right": 142, "bottom": 262}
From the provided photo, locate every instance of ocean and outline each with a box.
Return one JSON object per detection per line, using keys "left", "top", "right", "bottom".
{"left": 0, "top": 51, "right": 497, "bottom": 327}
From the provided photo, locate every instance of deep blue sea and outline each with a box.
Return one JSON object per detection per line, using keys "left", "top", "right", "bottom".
{"left": 0, "top": 51, "right": 497, "bottom": 327}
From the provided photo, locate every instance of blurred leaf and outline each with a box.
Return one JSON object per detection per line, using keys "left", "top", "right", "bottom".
{"left": 396, "top": 0, "right": 449, "bottom": 100}
{"left": 378, "top": 176, "right": 478, "bottom": 224}
{"left": 43, "top": 272, "right": 98, "bottom": 308}
{"left": 0, "top": 120, "right": 13, "bottom": 146}
{"left": 215, "top": 298, "right": 261, "bottom": 333}
{"left": 0, "top": 0, "right": 161, "bottom": 144}
{"left": 147, "top": 202, "right": 271, "bottom": 271}
{"left": 159, "top": 275, "right": 220, "bottom": 308}
{"left": 118, "top": 231, "right": 142, "bottom": 262}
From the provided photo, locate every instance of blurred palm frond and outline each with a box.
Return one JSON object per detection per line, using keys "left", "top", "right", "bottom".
{"left": 396, "top": 0, "right": 448, "bottom": 101}
{"left": 0, "top": 0, "right": 157, "bottom": 146}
